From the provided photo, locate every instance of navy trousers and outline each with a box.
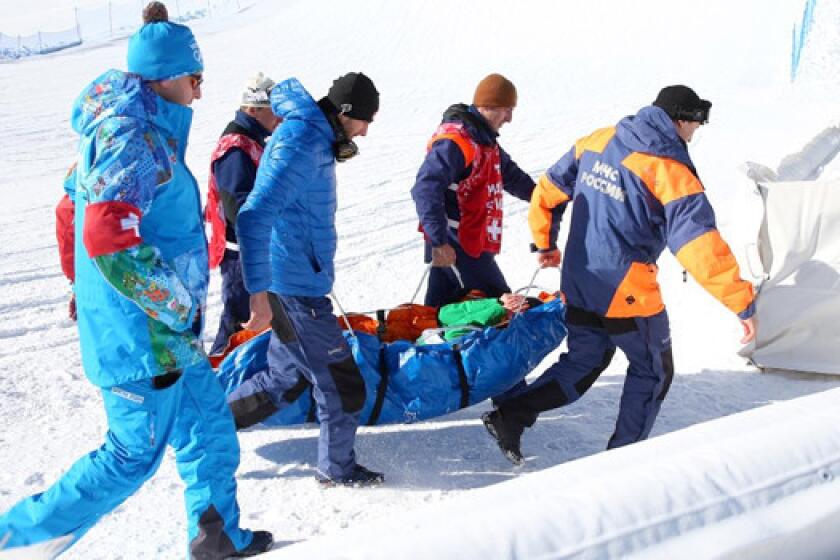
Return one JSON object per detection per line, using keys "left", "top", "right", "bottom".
{"left": 227, "top": 294, "right": 366, "bottom": 480}
{"left": 210, "top": 252, "right": 250, "bottom": 356}
{"left": 497, "top": 305, "right": 674, "bottom": 449}
{"left": 423, "top": 242, "right": 510, "bottom": 308}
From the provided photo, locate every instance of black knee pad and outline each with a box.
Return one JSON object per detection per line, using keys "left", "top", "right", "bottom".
{"left": 267, "top": 293, "right": 297, "bottom": 344}
{"left": 328, "top": 356, "right": 366, "bottom": 413}
{"left": 574, "top": 347, "right": 617, "bottom": 395}
{"left": 152, "top": 370, "right": 182, "bottom": 390}
{"left": 229, "top": 391, "right": 279, "bottom": 430}
{"left": 657, "top": 347, "right": 675, "bottom": 401}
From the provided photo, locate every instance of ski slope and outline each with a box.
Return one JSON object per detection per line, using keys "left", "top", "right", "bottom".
{"left": 2, "top": 0, "right": 840, "bottom": 557}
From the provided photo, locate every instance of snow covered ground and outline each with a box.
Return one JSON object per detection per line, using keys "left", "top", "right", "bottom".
{"left": 1, "top": 0, "right": 840, "bottom": 557}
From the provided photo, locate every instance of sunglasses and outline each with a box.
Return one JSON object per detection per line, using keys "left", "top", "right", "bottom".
{"left": 189, "top": 73, "right": 204, "bottom": 89}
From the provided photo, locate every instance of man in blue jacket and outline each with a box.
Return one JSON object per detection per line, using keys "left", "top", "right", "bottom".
{"left": 227, "top": 73, "right": 385, "bottom": 486}
{"left": 207, "top": 72, "right": 281, "bottom": 357}
{"left": 411, "top": 73, "right": 535, "bottom": 308}
{"left": 0, "top": 5, "right": 272, "bottom": 558}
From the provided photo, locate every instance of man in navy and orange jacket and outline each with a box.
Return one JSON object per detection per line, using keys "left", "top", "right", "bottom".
{"left": 411, "top": 74, "right": 535, "bottom": 307}
{"left": 483, "top": 85, "right": 757, "bottom": 465}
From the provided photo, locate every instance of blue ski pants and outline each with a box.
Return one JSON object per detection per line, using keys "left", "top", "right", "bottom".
{"left": 0, "top": 362, "right": 254, "bottom": 559}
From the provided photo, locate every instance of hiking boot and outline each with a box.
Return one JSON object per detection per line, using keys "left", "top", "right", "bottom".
{"left": 317, "top": 464, "right": 385, "bottom": 487}
{"left": 228, "top": 530, "right": 274, "bottom": 558}
{"left": 482, "top": 410, "right": 525, "bottom": 466}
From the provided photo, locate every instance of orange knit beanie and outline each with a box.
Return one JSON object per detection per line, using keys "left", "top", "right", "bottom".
{"left": 473, "top": 74, "right": 517, "bottom": 108}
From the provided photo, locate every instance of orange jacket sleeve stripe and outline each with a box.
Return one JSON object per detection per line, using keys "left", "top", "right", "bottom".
{"left": 675, "top": 229, "right": 755, "bottom": 316}
{"left": 528, "top": 174, "right": 570, "bottom": 249}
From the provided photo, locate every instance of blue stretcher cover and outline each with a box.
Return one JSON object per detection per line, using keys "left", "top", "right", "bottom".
{"left": 216, "top": 299, "right": 567, "bottom": 425}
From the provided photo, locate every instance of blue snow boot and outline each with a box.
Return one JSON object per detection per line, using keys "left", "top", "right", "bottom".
{"left": 318, "top": 464, "right": 385, "bottom": 487}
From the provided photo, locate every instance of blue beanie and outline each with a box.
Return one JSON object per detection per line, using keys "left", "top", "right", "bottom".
{"left": 127, "top": 21, "right": 203, "bottom": 81}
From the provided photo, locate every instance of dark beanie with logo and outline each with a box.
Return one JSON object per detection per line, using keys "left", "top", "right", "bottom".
{"left": 652, "top": 85, "right": 712, "bottom": 123}
{"left": 326, "top": 72, "right": 379, "bottom": 122}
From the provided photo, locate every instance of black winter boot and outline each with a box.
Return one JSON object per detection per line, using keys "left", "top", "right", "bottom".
{"left": 227, "top": 531, "right": 274, "bottom": 558}
{"left": 317, "top": 464, "right": 385, "bottom": 487}
{"left": 482, "top": 409, "right": 525, "bottom": 466}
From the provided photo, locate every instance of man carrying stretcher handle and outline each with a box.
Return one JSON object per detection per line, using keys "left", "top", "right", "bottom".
{"left": 411, "top": 73, "right": 535, "bottom": 309}
{"left": 227, "top": 72, "right": 385, "bottom": 487}
{"left": 484, "top": 85, "right": 757, "bottom": 466}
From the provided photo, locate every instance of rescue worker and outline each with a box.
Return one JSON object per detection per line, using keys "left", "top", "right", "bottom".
{"left": 411, "top": 73, "right": 535, "bottom": 308}
{"left": 483, "top": 85, "right": 757, "bottom": 465}
{"left": 227, "top": 73, "right": 385, "bottom": 486}
{"left": 207, "top": 72, "right": 281, "bottom": 356}
{"left": 0, "top": 4, "right": 272, "bottom": 557}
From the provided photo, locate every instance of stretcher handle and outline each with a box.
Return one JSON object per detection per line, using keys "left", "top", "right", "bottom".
{"left": 410, "top": 263, "right": 432, "bottom": 304}
{"left": 409, "top": 263, "right": 463, "bottom": 304}
{"left": 512, "top": 266, "right": 563, "bottom": 317}
{"left": 513, "top": 266, "right": 542, "bottom": 316}
{"left": 330, "top": 290, "right": 357, "bottom": 339}
{"left": 450, "top": 264, "right": 465, "bottom": 289}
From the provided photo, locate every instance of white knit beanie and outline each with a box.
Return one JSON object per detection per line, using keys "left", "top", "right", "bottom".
{"left": 240, "top": 72, "right": 275, "bottom": 107}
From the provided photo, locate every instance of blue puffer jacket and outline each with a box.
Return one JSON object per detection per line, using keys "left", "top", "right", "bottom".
{"left": 67, "top": 69, "right": 208, "bottom": 387}
{"left": 237, "top": 78, "right": 338, "bottom": 297}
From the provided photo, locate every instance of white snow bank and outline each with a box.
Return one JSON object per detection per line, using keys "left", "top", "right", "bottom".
{"left": 270, "top": 387, "right": 840, "bottom": 559}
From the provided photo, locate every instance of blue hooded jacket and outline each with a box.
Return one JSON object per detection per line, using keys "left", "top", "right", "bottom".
{"left": 67, "top": 69, "right": 208, "bottom": 387}
{"left": 237, "top": 78, "right": 338, "bottom": 297}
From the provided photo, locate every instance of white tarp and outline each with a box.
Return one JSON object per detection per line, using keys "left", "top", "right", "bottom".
{"left": 268, "top": 388, "right": 840, "bottom": 559}
{"left": 740, "top": 177, "right": 840, "bottom": 374}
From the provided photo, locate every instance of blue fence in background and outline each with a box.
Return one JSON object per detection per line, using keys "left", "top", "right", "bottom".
{"left": 1, "top": 0, "right": 242, "bottom": 61}
{"left": 791, "top": 0, "right": 817, "bottom": 80}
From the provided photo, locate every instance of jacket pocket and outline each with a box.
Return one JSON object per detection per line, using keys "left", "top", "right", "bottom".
{"left": 606, "top": 262, "right": 664, "bottom": 318}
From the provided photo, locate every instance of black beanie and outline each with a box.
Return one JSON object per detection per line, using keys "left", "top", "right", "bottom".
{"left": 326, "top": 72, "right": 379, "bottom": 122}
{"left": 653, "top": 85, "right": 712, "bottom": 123}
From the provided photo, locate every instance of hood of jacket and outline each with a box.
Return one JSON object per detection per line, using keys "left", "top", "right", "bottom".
{"left": 269, "top": 77, "right": 334, "bottom": 142}
{"left": 441, "top": 103, "right": 498, "bottom": 146}
{"left": 615, "top": 106, "right": 696, "bottom": 173}
{"left": 71, "top": 69, "right": 194, "bottom": 152}
{"left": 227, "top": 109, "right": 272, "bottom": 146}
